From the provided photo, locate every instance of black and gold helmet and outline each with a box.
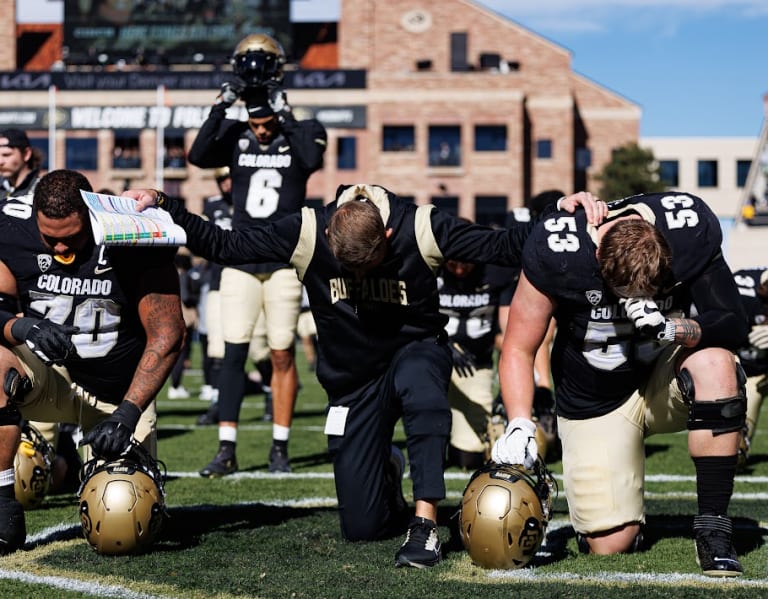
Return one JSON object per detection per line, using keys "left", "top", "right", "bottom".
{"left": 78, "top": 442, "right": 166, "bottom": 555}
{"left": 231, "top": 33, "right": 286, "bottom": 87}
{"left": 14, "top": 423, "right": 55, "bottom": 509}
{"left": 459, "top": 461, "right": 556, "bottom": 569}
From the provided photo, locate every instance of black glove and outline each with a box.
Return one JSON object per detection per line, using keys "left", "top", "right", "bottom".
{"left": 80, "top": 401, "right": 142, "bottom": 459}
{"left": 11, "top": 317, "right": 79, "bottom": 366}
{"left": 450, "top": 341, "right": 477, "bottom": 378}
{"left": 264, "top": 80, "right": 291, "bottom": 118}
{"left": 215, "top": 77, "right": 246, "bottom": 108}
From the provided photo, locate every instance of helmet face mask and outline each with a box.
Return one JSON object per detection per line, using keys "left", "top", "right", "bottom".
{"left": 14, "top": 423, "right": 55, "bottom": 509}
{"left": 78, "top": 443, "right": 166, "bottom": 556}
{"left": 231, "top": 34, "right": 286, "bottom": 87}
{"left": 459, "top": 461, "right": 556, "bottom": 569}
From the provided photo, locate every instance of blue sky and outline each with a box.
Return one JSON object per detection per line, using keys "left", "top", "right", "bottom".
{"left": 477, "top": 0, "right": 768, "bottom": 137}
{"left": 293, "top": 0, "right": 768, "bottom": 138}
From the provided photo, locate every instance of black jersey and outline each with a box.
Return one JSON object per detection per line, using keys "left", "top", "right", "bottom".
{"left": 201, "top": 193, "right": 233, "bottom": 291}
{"left": 523, "top": 192, "right": 746, "bottom": 419}
{"left": 166, "top": 185, "right": 532, "bottom": 397}
{"left": 188, "top": 106, "right": 327, "bottom": 275}
{"left": 733, "top": 267, "right": 768, "bottom": 376}
{"left": 437, "top": 264, "right": 515, "bottom": 368}
{"left": 0, "top": 194, "right": 176, "bottom": 404}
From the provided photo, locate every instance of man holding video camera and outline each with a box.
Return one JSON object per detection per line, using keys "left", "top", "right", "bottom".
{"left": 188, "top": 34, "right": 327, "bottom": 477}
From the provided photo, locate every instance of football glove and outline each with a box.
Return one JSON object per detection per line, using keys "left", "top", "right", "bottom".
{"left": 621, "top": 297, "right": 675, "bottom": 343}
{"left": 264, "top": 80, "right": 290, "bottom": 117}
{"left": 215, "top": 77, "right": 246, "bottom": 107}
{"left": 10, "top": 317, "right": 79, "bottom": 366}
{"left": 80, "top": 401, "right": 142, "bottom": 460}
{"left": 748, "top": 324, "right": 768, "bottom": 350}
{"left": 491, "top": 417, "right": 539, "bottom": 470}
{"left": 450, "top": 341, "right": 477, "bottom": 378}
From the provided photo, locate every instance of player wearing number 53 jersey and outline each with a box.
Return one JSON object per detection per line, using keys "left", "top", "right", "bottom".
{"left": 188, "top": 85, "right": 327, "bottom": 476}
{"left": 0, "top": 170, "right": 185, "bottom": 554}
{"left": 492, "top": 191, "right": 749, "bottom": 576}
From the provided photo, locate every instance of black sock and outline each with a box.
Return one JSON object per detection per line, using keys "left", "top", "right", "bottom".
{"left": 693, "top": 455, "right": 737, "bottom": 515}
{"left": 219, "top": 440, "right": 236, "bottom": 456}
{"left": 272, "top": 439, "right": 288, "bottom": 450}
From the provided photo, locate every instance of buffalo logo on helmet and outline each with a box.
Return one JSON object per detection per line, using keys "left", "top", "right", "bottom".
{"left": 78, "top": 442, "right": 167, "bottom": 555}
{"left": 458, "top": 461, "right": 556, "bottom": 569}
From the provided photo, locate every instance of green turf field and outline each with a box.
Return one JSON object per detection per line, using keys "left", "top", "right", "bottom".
{"left": 3, "top": 343, "right": 767, "bottom": 598}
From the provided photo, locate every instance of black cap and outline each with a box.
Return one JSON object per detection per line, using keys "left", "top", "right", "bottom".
{"left": 0, "top": 128, "right": 30, "bottom": 148}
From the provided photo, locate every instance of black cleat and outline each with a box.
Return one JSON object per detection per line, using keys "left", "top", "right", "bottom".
{"left": 693, "top": 515, "right": 743, "bottom": 577}
{"left": 0, "top": 496, "right": 26, "bottom": 555}
{"left": 268, "top": 443, "right": 291, "bottom": 473}
{"left": 394, "top": 517, "right": 441, "bottom": 568}
{"left": 199, "top": 448, "right": 238, "bottom": 478}
{"left": 196, "top": 402, "right": 220, "bottom": 426}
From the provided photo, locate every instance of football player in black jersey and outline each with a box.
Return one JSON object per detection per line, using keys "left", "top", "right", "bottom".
{"left": 437, "top": 250, "right": 515, "bottom": 469}
{"left": 733, "top": 267, "right": 768, "bottom": 468}
{"left": 492, "top": 192, "right": 748, "bottom": 576}
{"left": 188, "top": 34, "right": 327, "bottom": 476}
{"left": 0, "top": 169, "right": 186, "bottom": 554}
{"left": 129, "top": 183, "right": 605, "bottom": 568}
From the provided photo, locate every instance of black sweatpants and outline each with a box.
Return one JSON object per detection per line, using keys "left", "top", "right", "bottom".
{"left": 327, "top": 337, "right": 452, "bottom": 541}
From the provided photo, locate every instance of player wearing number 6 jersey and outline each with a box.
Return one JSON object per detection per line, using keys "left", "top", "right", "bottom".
{"left": 492, "top": 191, "right": 749, "bottom": 576}
{"left": 188, "top": 80, "right": 327, "bottom": 476}
{"left": 0, "top": 169, "right": 186, "bottom": 553}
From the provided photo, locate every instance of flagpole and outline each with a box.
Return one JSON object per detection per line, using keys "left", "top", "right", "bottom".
{"left": 48, "top": 84, "right": 56, "bottom": 170}
{"left": 156, "top": 84, "right": 165, "bottom": 189}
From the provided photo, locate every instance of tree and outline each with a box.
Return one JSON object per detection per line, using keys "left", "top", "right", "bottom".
{"left": 595, "top": 142, "right": 667, "bottom": 200}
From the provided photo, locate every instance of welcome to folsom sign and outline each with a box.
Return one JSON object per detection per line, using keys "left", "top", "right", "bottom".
{"left": 0, "top": 105, "right": 367, "bottom": 130}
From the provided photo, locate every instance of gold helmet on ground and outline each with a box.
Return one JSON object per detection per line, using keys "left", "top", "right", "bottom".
{"left": 231, "top": 33, "right": 286, "bottom": 86}
{"left": 78, "top": 443, "right": 166, "bottom": 555}
{"left": 14, "top": 422, "right": 55, "bottom": 509}
{"left": 459, "top": 461, "right": 556, "bottom": 569}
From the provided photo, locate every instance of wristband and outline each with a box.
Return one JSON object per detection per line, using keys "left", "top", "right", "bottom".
{"left": 10, "top": 317, "right": 38, "bottom": 342}
{"left": 556, "top": 196, "right": 566, "bottom": 211}
{"left": 153, "top": 190, "right": 168, "bottom": 208}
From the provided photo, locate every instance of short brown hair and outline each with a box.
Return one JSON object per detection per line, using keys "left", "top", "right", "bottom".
{"left": 598, "top": 219, "right": 672, "bottom": 298}
{"left": 33, "top": 169, "right": 92, "bottom": 219}
{"left": 327, "top": 200, "right": 387, "bottom": 271}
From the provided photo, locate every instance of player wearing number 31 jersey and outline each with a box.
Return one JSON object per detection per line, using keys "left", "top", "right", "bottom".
{"left": 493, "top": 191, "right": 749, "bottom": 576}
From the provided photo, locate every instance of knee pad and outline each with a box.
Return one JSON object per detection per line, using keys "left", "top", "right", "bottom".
{"left": 679, "top": 367, "right": 747, "bottom": 435}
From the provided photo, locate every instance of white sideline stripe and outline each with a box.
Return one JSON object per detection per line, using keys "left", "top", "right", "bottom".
{"left": 0, "top": 568, "right": 165, "bottom": 598}
{"left": 487, "top": 569, "right": 768, "bottom": 586}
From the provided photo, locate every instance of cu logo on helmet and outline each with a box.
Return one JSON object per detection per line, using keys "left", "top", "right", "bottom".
{"left": 29, "top": 466, "right": 48, "bottom": 496}
{"left": 518, "top": 517, "right": 543, "bottom": 553}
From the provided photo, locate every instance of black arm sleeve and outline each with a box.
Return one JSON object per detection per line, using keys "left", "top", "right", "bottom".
{"left": 690, "top": 255, "right": 749, "bottom": 350}
{"left": 187, "top": 106, "right": 235, "bottom": 168}
{"left": 280, "top": 118, "right": 328, "bottom": 172}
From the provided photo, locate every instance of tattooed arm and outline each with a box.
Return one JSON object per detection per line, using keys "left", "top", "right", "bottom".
{"left": 125, "top": 260, "right": 187, "bottom": 411}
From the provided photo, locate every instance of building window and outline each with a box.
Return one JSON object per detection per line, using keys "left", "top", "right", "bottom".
{"left": 337, "top": 136, "right": 357, "bottom": 170}
{"left": 430, "top": 195, "right": 459, "bottom": 216}
{"left": 28, "top": 138, "right": 49, "bottom": 170}
{"left": 428, "top": 125, "right": 460, "bottom": 166}
{"left": 475, "top": 125, "right": 506, "bottom": 152}
{"left": 164, "top": 133, "right": 186, "bottom": 168}
{"left": 736, "top": 159, "right": 751, "bottom": 187}
{"left": 658, "top": 160, "right": 679, "bottom": 187}
{"left": 475, "top": 195, "right": 507, "bottom": 227}
{"left": 697, "top": 160, "right": 718, "bottom": 187}
{"left": 65, "top": 138, "right": 98, "bottom": 171}
{"left": 576, "top": 147, "right": 592, "bottom": 171}
{"left": 536, "top": 139, "right": 552, "bottom": 159}
{"left": 113, "top": 131, "right": 141, "bottom": 168}
{"left": 382, "top": 126, "right": 415, "bottom": 152}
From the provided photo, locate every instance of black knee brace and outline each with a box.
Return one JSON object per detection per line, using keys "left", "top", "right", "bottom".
{"left": 678, "top": 367, "right": 746, "bottom": 435}
{"left": 0, "top": 368, "right": 29, "bottom": 426}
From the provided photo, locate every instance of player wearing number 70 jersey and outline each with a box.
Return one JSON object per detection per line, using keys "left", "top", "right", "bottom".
{"left": 0, "top": 169, "right": 186, "bottom": 554}
{"left": 492, "top": 191, "right": 750, "bottom": 576}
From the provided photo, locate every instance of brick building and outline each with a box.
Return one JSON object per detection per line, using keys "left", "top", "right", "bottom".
{"left": 0, "top": 0, "right": 640, "bottom": 219}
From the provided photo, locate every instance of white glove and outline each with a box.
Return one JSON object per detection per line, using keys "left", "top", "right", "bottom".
{"left": 748, "top": 324, "right": 768, "bottom": 350}
{"left": 621, "top": 297, "right": 675, "bottom": 342}
{"left": 265, "top": 80, "right": 290, "bottom": 114}
{"left": 491, "top": 417, "right": 539, "bottom": 470}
